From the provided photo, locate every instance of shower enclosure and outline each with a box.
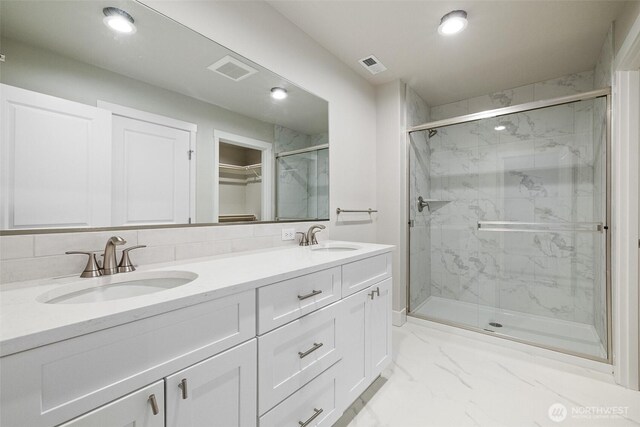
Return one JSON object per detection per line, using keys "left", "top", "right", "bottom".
{"left": 407, "top": 89, "right": 610, "bottom": 362}
{"left": 276, "top": 146, "right": 329, "bottom": 220}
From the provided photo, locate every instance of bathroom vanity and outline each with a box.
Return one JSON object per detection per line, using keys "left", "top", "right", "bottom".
{"left": 0, "top": 242, "right": 393, "bottom": 427}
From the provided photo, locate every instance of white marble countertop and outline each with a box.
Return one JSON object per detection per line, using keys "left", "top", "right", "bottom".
{"left": 0, "top": 241, "right": 392, "bottom": 357}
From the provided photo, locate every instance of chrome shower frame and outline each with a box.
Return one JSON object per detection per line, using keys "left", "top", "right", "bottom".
{"left": 405, "top": 88, "right": 613, "bottom": 364}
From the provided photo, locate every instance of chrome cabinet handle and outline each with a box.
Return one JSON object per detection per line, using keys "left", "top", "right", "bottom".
{"left": 369, "top": 287, "right": 380, "bottom": 299}
{"left": 148, "top": 394, "right": 160, "bottom": 415}
{"left": 298, "top": 342, "right": 323, "bottom": 358}
{"left": 298, "top": 408, "right": 323, "bottom": 427}
{"left": 179, "top": 378, "right": 188, "bottom": 399}
{"left": 298, "top": 290, "right": 322, "bottom": 300}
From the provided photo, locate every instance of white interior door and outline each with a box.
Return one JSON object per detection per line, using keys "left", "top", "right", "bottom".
{"left": 112, "top": 115, "right": 191, "bottom": 225}
{"left": 0, "top": 84, "right": 111, "bottom": 229}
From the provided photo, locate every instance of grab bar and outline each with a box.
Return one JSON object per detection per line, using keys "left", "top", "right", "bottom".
{"left": 336, "top": 208, "right": 378, "bottom": 215}
{"left": 477, "top": 221, "right": 604, "bottom": 233}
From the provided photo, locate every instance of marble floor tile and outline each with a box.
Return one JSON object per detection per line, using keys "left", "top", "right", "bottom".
{"left": 337, "top": 322, "right": 639, "bottom": 427}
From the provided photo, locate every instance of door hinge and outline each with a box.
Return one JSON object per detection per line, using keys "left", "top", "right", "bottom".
{"left": 0, "top": 53, "right": 5, "bottom": 62}
{"left": 409, "top": 220, "right": 415, "bottom": 228}
{"left": 188, "top": 149, "right": 194, "bottom": 160}
{"left": 188, "top": 217, "right": 192, "bottom": 224}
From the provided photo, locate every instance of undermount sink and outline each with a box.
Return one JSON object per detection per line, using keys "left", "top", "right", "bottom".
{"left": 38, "top": 271, "right": 198, "bottom": 304}
{"left": 310, "top": 243, "right": 361, "bottom": 252}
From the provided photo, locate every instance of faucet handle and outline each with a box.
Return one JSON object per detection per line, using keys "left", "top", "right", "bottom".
{"left": 310, "top": 229, "right": 324, "bottom": 245}
{"left": 296, "top": 232, "right": 309, "bottom": 246}
{"left": 117, "top": 245, "right": 146, "bottom": 273}
{"left": 65, "top": 251, "right": 102, "bottom": 278}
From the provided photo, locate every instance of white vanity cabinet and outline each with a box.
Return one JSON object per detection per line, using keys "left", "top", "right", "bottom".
{"left": 58, "top": 381, "right": 165, "bottom": 427}
{"left": 339, "top": 278, "right": 392, "bottom": 408}
{"left": 0, "top": 290, "right": 256, "bottom": 427}
{"left": 0, "top": 246, "right": 393, "bottom": 427}
{"left": 165, "top": 340, "right": 257, "bottom": 427}
{"left": 256, "top": 252, "right": 393, "bottom": 423}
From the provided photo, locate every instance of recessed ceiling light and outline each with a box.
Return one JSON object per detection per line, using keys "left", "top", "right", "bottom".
{"left": 103, "top": 7, "right": 136, "bottom": 34}
{"left": 271, "top": 87, "right": 288, "bottom": 100}
{"left": 438, "top": 10, "right": 468, "bottom": 36}
{"left": 494, "top": 125, "right": 506, "bottom": 131}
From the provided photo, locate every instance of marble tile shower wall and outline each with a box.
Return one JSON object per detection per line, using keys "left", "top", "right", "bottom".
{"left": 0, "top": 222, "right": 321, "bottom": 284}
{"left": 277, "top": 150, "right": 328, "bottom": 219}
{"left": 274, "top": 124, "right": 328, "bottom": 153}
{"left": 275, "top": 125, "right": 329, "bottom": 219}
{"left": 592, "top": 25, "right": 613, "bottom": 350}
{"left": 430, "top": 71, "right": 595, "bottom": 122}
{"left": 406, "top": 85, "right": 432, "bottom": 311}
{"left": 316, "top": 149, "right": 330, "bottom": 219}
{"left": 427, "top": 99, "right": 602, "bottom": 325}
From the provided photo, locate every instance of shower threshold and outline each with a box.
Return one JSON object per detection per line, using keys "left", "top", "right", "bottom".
{"left": 411, "top": 296, "right": 606, "bottom": 360}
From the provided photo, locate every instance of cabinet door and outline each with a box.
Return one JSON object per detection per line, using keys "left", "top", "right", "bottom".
{"left": 369, "top": 278, "right": 392, "bottom": 378}
{"left": 338, "top": 287, "right": 370, "bottom": 410}
{"left": 58, "top": 381, "right": 164, "bottom": 427}
{"left": 165, "top": 339, "right": 257, "bottom": 427}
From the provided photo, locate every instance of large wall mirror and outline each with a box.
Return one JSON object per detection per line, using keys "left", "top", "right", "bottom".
{"left": 0, "top": 0, "right": 329, "bottom": 232}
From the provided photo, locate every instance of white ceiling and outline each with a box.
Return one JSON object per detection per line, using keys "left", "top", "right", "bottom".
{"left": 268, "top": 0, "right": 627, "bottom": 106}
{"left": 0, "top": 0, "right": 328, "bottom": 135}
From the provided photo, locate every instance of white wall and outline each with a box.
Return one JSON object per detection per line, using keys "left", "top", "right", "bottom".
{"left": 375, "top": 81, "right": 406, "bottom": 319}
{"left": 144, "top": 0, "right": 378, "bottom": 243}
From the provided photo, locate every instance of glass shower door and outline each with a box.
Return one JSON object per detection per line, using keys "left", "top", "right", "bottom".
{"left": 276, "top": 148, "right": 329, "bottom": 220}
{"left": 408, "top": 95, "right": 608, "bottom": 361}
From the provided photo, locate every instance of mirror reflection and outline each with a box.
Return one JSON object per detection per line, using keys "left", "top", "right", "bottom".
{"left": 0, "top": 0, "right": 329, "bottom": 230}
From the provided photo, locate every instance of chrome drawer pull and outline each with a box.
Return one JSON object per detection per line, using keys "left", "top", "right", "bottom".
{"left": 148, "top": 394, "right": 160, "bottom": 415}
{"left": 298, "top": 408, "right": 323, "bottom": 427}
{"left": 298, "top": 342, "right": 323, "bottom": 358}
{"left": 179, "top": 378, "right": 188, "bottom": 399}
{"left": 298, "top": 290, "right": 322, "bottom": 300}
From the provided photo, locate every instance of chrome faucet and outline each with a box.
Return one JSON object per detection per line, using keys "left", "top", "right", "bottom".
{"left": 306, "top": 224, "right": 325, "bottom": 246}
{"left": 102, "top": 236, "right": 126, "bottom": 275}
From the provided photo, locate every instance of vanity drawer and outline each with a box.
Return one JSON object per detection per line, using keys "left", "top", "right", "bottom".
{"left": 342, "top": 253, "right": 392, "bottom": 297}
{"left": 259, "top": 362, "right": 341, "bottom": 427}
{"left": 258, "top": 301, "right": 342, "bottom": 414}
{"left": 258, "top": 266, "right": 341, "bottom": 334}
{"left": 0, "top": 290, "right": 255, "bottom": 427}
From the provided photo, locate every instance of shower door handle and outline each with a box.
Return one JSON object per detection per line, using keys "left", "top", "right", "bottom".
{"left": 417, "top": 196, "right": 430, "bottom": 213}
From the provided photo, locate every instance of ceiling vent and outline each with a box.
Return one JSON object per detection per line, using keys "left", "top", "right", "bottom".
{"left": 359, "top": 55, "right": 387, "bottom": 75}
{"left": 207, "top": 55, "right": 258, "bottom": 82}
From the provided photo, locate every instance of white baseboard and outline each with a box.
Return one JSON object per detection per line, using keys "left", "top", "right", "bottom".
{"left": 393, "top": 308, "right": 406, "bottom": 326}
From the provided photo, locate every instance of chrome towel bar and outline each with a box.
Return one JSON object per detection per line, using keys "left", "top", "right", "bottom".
{"left": 477, "top": 221, "right": 604, "bottom": 233}
{"left": 336, "top": 208, "right": 377, "bottom": 215}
